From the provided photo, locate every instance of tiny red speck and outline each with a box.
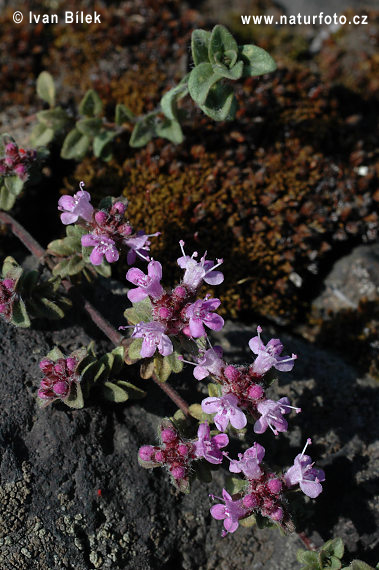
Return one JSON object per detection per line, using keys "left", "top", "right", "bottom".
{"left": 97, "top": 489, "right": 102, "bottom": 497}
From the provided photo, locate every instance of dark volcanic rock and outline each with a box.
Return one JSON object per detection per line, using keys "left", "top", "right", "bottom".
{"left": 0, "top": 313, "right": 378, "bottom": 568}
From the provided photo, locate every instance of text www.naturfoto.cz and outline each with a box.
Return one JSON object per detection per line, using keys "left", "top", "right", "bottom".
{"left": 241, "top": 13, "right": 368, "bottom": 25}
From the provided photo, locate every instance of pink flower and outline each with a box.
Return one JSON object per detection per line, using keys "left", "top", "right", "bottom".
{"left": 194, "top": 423, "right": 229, "bottom": 464}
{"left": 125, "top": 231, "right": 160, "bottom": 264}
{"left": 249, "top": 326, "right": 297, "bottom": 375}
{"left": 254, "top": 397, "right": 301, "bottom": 436}
{"left": 193, "top": 346, "right": 224, "bottom": 380}
{"left": 227, "top": 442, "right": 265, "bottom": 480}
{"left": 58, "top": 182, "right": 94, "bottom": 224}
{"left": 202, "top": 393, "right": 247, "bottom": 432}
{"left": 126, "top": 260, "right": 163, "bottom": 302}
{"left": 210, "top": 489, "right": 246, "bottom": 536}
{"left": 177, "top": 240, "right": 224, "bottom": 290}
{"left": 81, "top": 233, "right": 119, "bottom": 265}
{"left": 284, "top": 439, "right": 325, "bottom": 498}
{"left": 184, "top": 297, "right": 224, "bottom": 338}
{"left": 132, "top": 321, "right": 173, "bottom": 358}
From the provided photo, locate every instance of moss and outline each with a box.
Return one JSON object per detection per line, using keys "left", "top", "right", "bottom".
{"left": 64, "top": 59, "right": 378, "bottom": 321}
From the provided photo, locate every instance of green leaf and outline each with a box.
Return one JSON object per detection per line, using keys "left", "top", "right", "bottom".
{"left": 133, "top": 297, "right": 153, "bottom": 322}
{"left": 37, "top": 108, "right": 69, "bottom": 131}
{"left": 209, "top": 25, "right": 238, "bottom": 68}
{"left": 161, "top": 80, "right": 189, "bottom": 121}
{"left": 188, "top": 403, "right": 209, "bottom": 422}
{"left": 78, "top": 89, "right": 103, "bottom": 117}
{"left": 297, "top": 550, "right": 319, "bottom": 565}
{"left": 322, "top": 539, "right": 344, "bottom": 560}
{"left": 208, "top": 383, "right": 222, "bottom": 397}
{"left": 188, "top": 63, "right": 222, "bottom": 106}
{"left": 155, "top": 118, "right": 184, "bottom": 145}
{"left": 0, "top": 184, "right": 16, "bottom": 211}
{"left": 153, "top": 354, "right": 172, "bottom": 382}
{"left": 5, "top": 176, "right": 24, "bottom": 196}
{"left": 61, "top": 128, "right": 91, "bottom": 160}
{"left": 94, "top": 260, "right": 111, "bottom": 278}
{"left": 117, "top": 380, "right": 146, "bottom": 399}
{"left": 46, "top": 346, "right": 65, "bottom": 361}
{"left": 28, "top": 296, "right": 65, "bottom": 319}
{"left": 344, "top": 562, "right": 376, "bottom": 570}
{"left": 30, "top": 122, "right": 55, "bottom": 147}
{"left": 67, "top": 254, "right": 86, "bottom": 275}
{"left": 48, "top": 238, "right": 76, "bottom": 256}
{"left": 10, "top": 298, "right": 30, "bottom": 328}
{"left": 129, "top": 114, "right": 156, "bottom": 148}
{"left": 199, "top": 82, "right": 237, "bottom": 121}
{"left": 2, "top": 256, "right": 22, "bottom": 279}
{"left": 128, "top": 338, "right": 143, "bottom": 360}
{"left": 36, "top": 71, "right": 55, "bottom": 106}
{"left": 212, "top": 60, "right": 243, "bottom": 80}
{"left": 93, "top": 130, "right": 117, "bottom": 160}
{"left": 166, "top": 351, "right": 183, "bottom": 373}
{"left": 239, "top": 44, "right": 277, "bottom": 77}
{"left": 102, "top": 381, "right": 129, "bottom": 403}
{"left": 110, "top": 346, "right": 125, "bottom": 375}
{"left": 240, "top": 514, "right": 256, "bottom": 528}
{"left": 225, "top": 476, "right": 249, "bottom": 495}
{"left": 64, "top": 383, "right": 84, "bottom": 409}
{"left": 140, "top": 358, "right": 155, "bottom": 379}
{"left": 191, "top": 29, "right": 211, "bottom": 65}
{"left": 123, "top": 307, "right": 140, "bottom": 326}
{"left": 115, "top": 103, "right": 135, "bottom": 125}
{"left": 76, "top": 117, "right": 102, "bottom": 137}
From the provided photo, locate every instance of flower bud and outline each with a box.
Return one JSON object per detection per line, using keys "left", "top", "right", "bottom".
{"left": 139, "top": 445, "right": 155, "bottom": 462}
{"left": 53, "top": 381, "right": 69, "bottom": 397}
{"left": 154, "top": 450, "right": 164, "bottom": 463}
{"left": 5, "top": 142, "right": 18, "bottom": 156}
{"left": 66, "top": 358, "right": 77, "bottom": 372}
{"left": 172, "top": 286, "right": 186, "bottom": 299}
{"left": 118, "top": 223, "right": 133, "bottom": 236}
{"left": 95, "top": 211, "right": 108, "bottom": 225}
{"left": 158, "top": 307, "right": 172, "bottom": 320}
{"left": 247, "top": 384, "right": 264, "bottom": 400}
{"left": 161, "top": 428, "right": 177, "bottom": 444}
{"left": 270, "top": 507, "right": 284, "bottom": 521}
{"left": 224, "top": 365, "right": 239, "bottom": 382}
{"left": 170, "top": 465, "right": 186, "bottom": 480}
{"left": 111, "top": 201, "right": 126, "bottom": 216}
{"left": 39, "top": 358, "right": 52, "bottom": 372}
{"left": 177, "top": 444, "right": 189, "bottom": 457}
{"left": 267, "top": 478, "right": 282, "bottom": 494}
{"left": 243, "top": 494, "right": 259, "bottom": 509}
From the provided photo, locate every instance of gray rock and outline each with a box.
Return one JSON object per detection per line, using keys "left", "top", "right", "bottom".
{"left": 0, "top": 314, "right": 378, "bottom": 568}
{"left": 313, "top": 243, "right": 379, "bottom": 315}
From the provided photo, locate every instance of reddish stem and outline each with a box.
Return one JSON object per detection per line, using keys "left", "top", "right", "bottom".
{"left": 151, "top": 373, "right": 190, "bottom": 417}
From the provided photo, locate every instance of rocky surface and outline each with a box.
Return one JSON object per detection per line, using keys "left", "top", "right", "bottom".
{"left": 0, "top": 305, "right": 378, "bottom": 568}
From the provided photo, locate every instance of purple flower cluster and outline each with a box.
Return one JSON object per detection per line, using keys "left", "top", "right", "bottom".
{"left": 0, "top": 141, "right": 36, "bottom": 181}
{"left": 138, "top": 421, "right": 229, "bottom": 491}
{"left": 124, "top": 249, "right": 225, "bottom": 359}
{"left": 57, "top": 183, "right": 159, "bottom": 266}
{"left": 209, "top": 438, "right": 325, "bottom": 536}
